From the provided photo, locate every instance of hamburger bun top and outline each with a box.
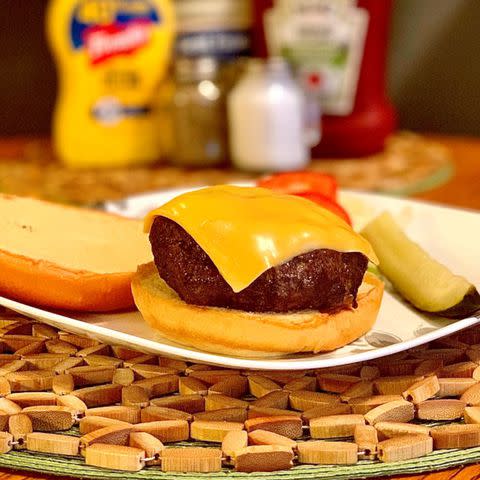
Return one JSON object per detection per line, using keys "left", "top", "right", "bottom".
{"left": 0, "top": 194, "right": 151, "bottom": 311}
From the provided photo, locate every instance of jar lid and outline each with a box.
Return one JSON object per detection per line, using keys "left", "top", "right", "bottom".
{"left": 175, "top": 0, "right": 252, "bottom": 32}
{"left": 174, "top": 57, "right": 220, "bottom": 82}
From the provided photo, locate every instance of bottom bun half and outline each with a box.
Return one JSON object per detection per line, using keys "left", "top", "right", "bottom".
{"left": 132, "top": 262, "right": 384, "bottom": 358}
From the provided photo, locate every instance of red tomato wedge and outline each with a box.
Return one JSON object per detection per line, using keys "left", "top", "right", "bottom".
{"left": 258, "top": 172, "right": 337, "bottom": 200}
{"left": 295, "top": 191, "right": 352, "bottom": 226}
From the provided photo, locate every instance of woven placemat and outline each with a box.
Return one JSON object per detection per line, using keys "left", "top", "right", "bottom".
{"left": 0, "top": 132, "right": 452, "bottom": 205}
{"left": 0, "top": 311, "right": 479, "bottom": 479}
{"left": 1, "top": 442, "right": 480, "bottom": 480}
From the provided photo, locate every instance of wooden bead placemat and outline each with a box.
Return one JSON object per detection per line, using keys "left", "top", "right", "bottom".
{"left": 1, "top": 308, "right": 480, "bottom": 479}
{"left": 0, "top": 133, "right": 452, "bottom": 205}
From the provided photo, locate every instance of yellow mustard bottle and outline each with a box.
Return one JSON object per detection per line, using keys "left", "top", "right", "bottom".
{"left": 47, "top": 0, "right": 175, "bottom": 168}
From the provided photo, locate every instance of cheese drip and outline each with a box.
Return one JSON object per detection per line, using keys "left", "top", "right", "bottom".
{"left": 144, "top": 186, "right": 378, "bottom": 293}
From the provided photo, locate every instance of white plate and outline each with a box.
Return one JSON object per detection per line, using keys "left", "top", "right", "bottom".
{"left": 1, "top": 187, "right": 479, "bottom": 370}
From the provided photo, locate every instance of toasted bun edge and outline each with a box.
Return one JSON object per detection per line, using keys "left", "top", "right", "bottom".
{"left": 132, "top": 262, "right": 384, "bottom": 358}
{"left": 0, "top": 248, "right": 135, "bottom": 312}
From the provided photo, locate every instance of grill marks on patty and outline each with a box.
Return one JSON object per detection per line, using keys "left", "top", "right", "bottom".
{"left": 150, "top": 216, "right": 368, "bottom": 314}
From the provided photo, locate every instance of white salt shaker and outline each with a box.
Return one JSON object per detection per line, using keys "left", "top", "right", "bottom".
{"left": 227, "top": 57, "right": 320, "bottom": 172}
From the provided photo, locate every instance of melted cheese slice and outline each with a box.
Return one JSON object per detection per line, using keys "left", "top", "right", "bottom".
{"left": 144, "top": 186, "right": 378, "bottom": 293}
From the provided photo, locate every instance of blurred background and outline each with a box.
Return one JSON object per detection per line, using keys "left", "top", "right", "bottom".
{"left": 0, "top": 0, "right": 478, "bottom": 209}
{"left": 1, "top": 0, "right": 478, "bottom": 137}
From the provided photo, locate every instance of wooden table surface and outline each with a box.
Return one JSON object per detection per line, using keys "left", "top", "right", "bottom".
{"left": 412, "top": 135, "right": 480, "bottom": 210}
{"left": 0, "top": 134, "right": 479, "bottom": 480}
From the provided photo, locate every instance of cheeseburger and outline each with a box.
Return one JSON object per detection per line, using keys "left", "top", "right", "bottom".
{"left": 132, "top": 185, "right": 383, "bottom": 357}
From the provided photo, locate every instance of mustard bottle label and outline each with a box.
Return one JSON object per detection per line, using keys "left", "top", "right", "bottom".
{"left": 71, "top": 2, "right": 160, "bottom": 64}
{"left": 48, "top": 0, "right": 175, "bottom": 168}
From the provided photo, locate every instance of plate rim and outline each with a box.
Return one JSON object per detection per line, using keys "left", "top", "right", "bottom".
{"left": 0, "top": 294, "right": 479, "bottom": 370}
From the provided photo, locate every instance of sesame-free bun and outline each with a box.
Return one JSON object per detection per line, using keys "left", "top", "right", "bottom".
{"left": 0, "top": 194, "right": 152, "bottom": 312}
{"left": 132, "top": 262, "right": 384, "bottom": 358}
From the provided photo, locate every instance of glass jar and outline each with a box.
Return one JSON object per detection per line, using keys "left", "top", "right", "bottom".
{"left": 171, "top": 57, "right": 229, "bottom": 167}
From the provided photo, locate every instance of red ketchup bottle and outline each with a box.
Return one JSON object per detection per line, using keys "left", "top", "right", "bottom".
{"left": 252, "top": 0, "right": 397, "bottom": 157}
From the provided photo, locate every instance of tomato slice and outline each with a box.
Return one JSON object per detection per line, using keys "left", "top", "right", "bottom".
{"left": 295, "top": 191, "right": 352, "bottom": 226}
{"left": 258, "top": 172, "right": 337, "bottom": 200}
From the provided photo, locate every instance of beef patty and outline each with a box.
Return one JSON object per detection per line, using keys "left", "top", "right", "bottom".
{"left": 150, "top": 216, "right": 368, "bottom": 313}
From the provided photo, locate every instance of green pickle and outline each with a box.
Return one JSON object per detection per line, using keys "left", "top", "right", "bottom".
{"left": 361, "top": 212, "right": 480, "bottom": 318}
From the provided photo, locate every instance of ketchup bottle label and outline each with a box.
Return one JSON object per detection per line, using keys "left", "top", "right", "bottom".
{"left": 264, "top": 0, "right": 369, "bottom": 116}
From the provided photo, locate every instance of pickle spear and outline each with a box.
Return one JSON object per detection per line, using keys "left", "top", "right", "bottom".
{"left": 361, "top": 212, "right": 480, "bottom": 318}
